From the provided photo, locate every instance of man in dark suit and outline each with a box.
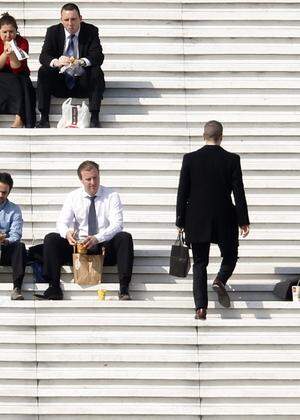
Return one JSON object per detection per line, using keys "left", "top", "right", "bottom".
{"left": 36, "top": 3, "right": 105, "bottom": 128}
{"left": 176, "top": 120, "right": 250, "bottom": 320}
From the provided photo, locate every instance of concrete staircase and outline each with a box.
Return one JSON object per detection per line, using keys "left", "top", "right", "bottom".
{"left": 0, "top": 0, "right": 300, "bottom": 418}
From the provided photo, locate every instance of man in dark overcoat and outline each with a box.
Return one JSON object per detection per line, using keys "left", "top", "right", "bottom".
{"left": 176, "top": 120, "right": 250, "bottom": 319}
{"left": 36, "top": 2, "right": 105, "bottom": 128}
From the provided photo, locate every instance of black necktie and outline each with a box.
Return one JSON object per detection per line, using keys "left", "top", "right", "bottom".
{"left": 88, "top": 196, "right": 98, "bottom": 236}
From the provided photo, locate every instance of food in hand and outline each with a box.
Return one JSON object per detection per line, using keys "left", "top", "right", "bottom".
{"left": 77, "top": 241, "right": 87, "bottom": 254}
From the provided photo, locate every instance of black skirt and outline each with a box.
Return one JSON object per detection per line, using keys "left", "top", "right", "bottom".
{"left": 0, "top": 71, "right": 36, "bottom": 127}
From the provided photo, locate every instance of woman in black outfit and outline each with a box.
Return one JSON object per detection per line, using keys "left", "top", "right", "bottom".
{"left": 0, "top": 13, "right": 36, "bottom": 128}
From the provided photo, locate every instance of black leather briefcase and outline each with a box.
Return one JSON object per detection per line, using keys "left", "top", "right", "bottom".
{"left": 169, "top": 231, "right": 191, "bottom": 278}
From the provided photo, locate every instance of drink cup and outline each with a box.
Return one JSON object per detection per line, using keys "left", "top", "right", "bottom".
{"left": 98, "top": 289, "right": 106, "bottom": 300}
{"left": 292, "top": 285, "right": 300, "bottom": 302}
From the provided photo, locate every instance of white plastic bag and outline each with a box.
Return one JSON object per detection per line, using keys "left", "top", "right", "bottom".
{"left": 57, "top": 98, "right": 90, "bottom": 128}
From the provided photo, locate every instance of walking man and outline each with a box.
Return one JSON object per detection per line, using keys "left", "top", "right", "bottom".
{"left": 176, "top": 120, "right": 250, "bottom": 319}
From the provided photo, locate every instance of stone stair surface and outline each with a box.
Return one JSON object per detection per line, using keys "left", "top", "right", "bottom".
{"left": 0, "top": 0, "right": 300, "bottom": 418}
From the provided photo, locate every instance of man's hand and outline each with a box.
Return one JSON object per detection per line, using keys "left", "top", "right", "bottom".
{"left": 240, "top": 225, "right": 250, "bottom": 238}
{"left": 83, "top": 235, "right": 98, "bottom": 250}
{"left": 66, "top": 230, "right": 77, "bottom": 246}
{"left": 58, "top": 55, "right": 72, "bottom": 67}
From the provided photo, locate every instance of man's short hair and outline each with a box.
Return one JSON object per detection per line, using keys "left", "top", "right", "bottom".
{"left": 0, "top": 172, "right": 13, "bottom": 191}
{"left": 61, "top": 3, "right": 81, "bottom": 16}
{"left": 203, "top": 120, "right": 223, "bottom": 142}
{"left": 77, "top": 161, "right": 99, "bottom": 179}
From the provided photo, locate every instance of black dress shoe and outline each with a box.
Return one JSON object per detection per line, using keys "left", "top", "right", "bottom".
{"left": 89, "top": 119, "right": 101, "bottom": 128}
{"left": 34, "top": 286, "right": 63, "bottom": 300}
{"left": 212, "top": 278, "right": 231, "bottom": 308}
{"left": 195, "top": 308, "right": 207, "bottom": 320}
{"left": 118, "top": 292, "right": 132, "bottom": 301}
{"left": 36, "top": 119, "right": 50, "bottom": 128}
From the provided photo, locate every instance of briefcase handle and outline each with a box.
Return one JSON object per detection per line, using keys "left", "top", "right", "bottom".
{"left": 175, "top": 230, "right": 187, "bottom": 247}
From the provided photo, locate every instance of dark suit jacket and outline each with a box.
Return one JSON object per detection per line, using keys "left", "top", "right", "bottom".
{"left": 176, "top": 145, "right": 250, "bottom": 245}
{"left": 39, "top": 22, "right": 104, "bottom": 69}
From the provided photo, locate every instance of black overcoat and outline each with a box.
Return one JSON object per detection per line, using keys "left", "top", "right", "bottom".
{"left": 176, "top": 145, "right": 250, "bottom": 246}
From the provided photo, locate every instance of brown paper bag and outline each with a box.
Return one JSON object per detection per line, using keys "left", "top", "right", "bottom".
{"left": 73, "top": 247, "right": 105, "bottom": 286}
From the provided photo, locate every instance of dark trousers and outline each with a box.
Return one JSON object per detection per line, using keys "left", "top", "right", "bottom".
{"left": 37, "top": 65, "right": 105, "bottom": 115}
{"left": 43, "top": 231, "right": 134, "bottom": 291}
{"left": 192, "top": 242, "right": 238, "bottom": 309}
{"left": 0, "top": 72, "right": 36, "bottom": 127}
{"left": 0, "top": 242, "right": 27, "bottom": 289}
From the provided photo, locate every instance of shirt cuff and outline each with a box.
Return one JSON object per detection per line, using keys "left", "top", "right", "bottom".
{"left": 59, "top": 227, "right": 72, "bottom": 239}
{"left": 94, "top": 233, "right": 104, "bottom": 243}
{"left": 81, "top": 58, "right": 91, "bottom": 67}
{"left": 6, "top": 236, "right": 16, "bottom": 243}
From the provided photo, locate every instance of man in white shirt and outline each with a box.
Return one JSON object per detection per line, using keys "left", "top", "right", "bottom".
{"left": 36, "top": 3, "right": 105, "bottom": 128}
{"left": 34, "top": 161, "right": 134, "bottom": 300}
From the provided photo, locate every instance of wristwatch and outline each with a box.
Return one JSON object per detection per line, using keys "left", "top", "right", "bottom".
{"left": 78, "top": 58, "right": 86, "bottom": 67}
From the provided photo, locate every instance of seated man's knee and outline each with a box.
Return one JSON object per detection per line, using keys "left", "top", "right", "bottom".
{"left": 44, "top": 232, "right": 61, "bottom": 244}
{"left": 89, "top": 66, "right": 102, "bottom": 78}
{"left": 116, "top": 231, "right": 133, "bottom": 244}
{"left": 88, "top": 67, "right": 105, "bottom": 86}
{"left": 38, "top": 66, "right": 57, "bottom": 84}
{"left": 12, "top": 241, "right": 26, "bottom": 253}
{"left": 38, "top": 66, "right": 51, "bottom": 78}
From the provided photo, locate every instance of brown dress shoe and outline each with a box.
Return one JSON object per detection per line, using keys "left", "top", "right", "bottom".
{"left": 212, "top": 278, "right": 231, "bottom": 308}
{"left": 195, "top": 308, "right": 207, "bottom": 320}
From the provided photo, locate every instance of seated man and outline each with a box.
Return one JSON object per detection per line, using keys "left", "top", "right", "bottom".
{"left": 0, "top": 172, "right": 26, "bottom": 300}
{"left": 35, "top": 160, "right": 134, "bottom": 300}
{"left": 36, "top": 2, "right": 105, "bottom": 128}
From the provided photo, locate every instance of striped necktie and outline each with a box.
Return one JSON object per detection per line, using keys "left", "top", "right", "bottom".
{"left": 65, "top": 34, "right": 76, "bottom": 89}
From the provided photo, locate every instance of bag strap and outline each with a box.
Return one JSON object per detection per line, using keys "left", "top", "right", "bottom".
{"left": 174, "top": 230, "right": 185, "bottom": 246}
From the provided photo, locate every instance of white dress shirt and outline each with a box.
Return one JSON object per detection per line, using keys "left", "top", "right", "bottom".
{"left": 50, "top": 26, "right": 91, "bottom": 67}
{"left": 57, "top": 185, "right": 123, "bottom": 243}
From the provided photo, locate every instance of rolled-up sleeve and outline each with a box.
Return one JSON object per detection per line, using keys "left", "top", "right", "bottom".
{"left": 7, "top": 206, "right": 23, "bottom": 243}
{"left": 95, "top": 192, "right": 123, "bottom": 243}
{"left": 56, "top": 194, "right": 75, "bottom": 238}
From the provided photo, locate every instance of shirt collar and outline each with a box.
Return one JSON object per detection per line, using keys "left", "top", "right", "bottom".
{"left": 64, "top": 26, "right": 80, "bottom": 39}
{"left": 82, "top": 185, "right": 102, "bottom": 199}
